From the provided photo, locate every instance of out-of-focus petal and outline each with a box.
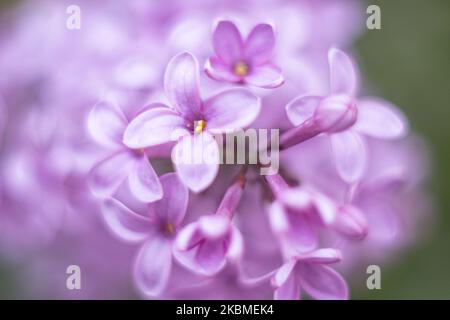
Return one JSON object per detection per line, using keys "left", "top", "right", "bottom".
{"left": 245, "top": 63, "right": 284, "bottom": 88}
{"left": 195, "top": 238, "right": 227, "bottom": 275}
{"left": 123, "top": 105, "right": 186, "bottom": 149}
{"left": 198, "top": 215, "right": 230, "bottom": 239}
{"left": 213, "top": 21, "right": 243, "bottom": 65}
{"left": 244, "top": 23, "right": 275, "bottom": 65}
{"left": 87, "top": 99, "right": 127, "bottom": 148}
{"left": 298, "top": 248, "right": 342, "bottom": 264}
{"left": 298, "top": 264, "right": 348, "bottom": 300}
{"left": 268, "top": 201, "right": 290, "bottom": 233}
{"left": 88, "top": 151, "right": 136, "bottom": 198}
{"left": 273, "top": 260, "right": 300, "bottom": 300}
{"left": 205, "top": 57, "right": 241, "bottom": 83}
{"left": 150, "top": 172, "right": 189, "bottom": 227}
{"left": 285, "top": 95, "right": 321, "bottom": 126}
{"left": 172, "top": 132, "right": 220, "bottom": 193}
{"left": 272, "top": 259, "right": 297, "bottom": 287}
{"left": 164, "top": 52, "right": 202, "bottom": 118}
{"left": 330, "top": 130, "right": 366, "bottom": 183}
{"left": 285, "top": 212, "right": 318, "bottom": 253}
{"left": 133, "top": 237, "right": 172, "bottom": 297}
{"left": 127, "top": 156, "right": 163, "bottom": 203}
{"left": 203, "top": 88, "right": 261, "bottom": 133}
{"left": 328, "top": 48, "right": 357, "bottom": 96}
{"left": 333, "top": 205, "right": 368, "bottom": 240}
{"left": 227, "top": 226, "right": 244, "bottom": 261}
{"left": 101, "top": 197, "right": 154, "bottom": 243}
{"left": 354, "top": 97, "right": 408, "bottom": 139}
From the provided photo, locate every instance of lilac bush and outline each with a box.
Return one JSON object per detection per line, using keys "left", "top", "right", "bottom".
{"left": 0, "top": 0, "right": 430, "bottom": 299}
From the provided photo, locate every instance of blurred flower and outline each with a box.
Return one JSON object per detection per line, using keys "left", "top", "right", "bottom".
{"left": 88, "top": 97, "right": 162, "bottom": 202}
{"left": 272, "top": 248, "right": 348, "bottom": 300}
{"left": 284, "top": 48, "right": 408, "bottom": 183}
{"left": 101, "top": 173, "right": 188, "bottom": 297}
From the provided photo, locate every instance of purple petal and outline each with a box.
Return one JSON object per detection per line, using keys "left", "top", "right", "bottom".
{"left": 175, "top": 222, "right": 203, "bottom": 251}
{"left": 164, "top": 52, "right": 202, "bottom": 118}
{"left": 328, "top": 48, "right": 357, "bottom": 96}
{"left": 205, "top": 57, "right": 241, "bottom": 83}
{"left": 273, "top": 260, "right": 300, "bottom": 300}
{"left": 101, "top": 198, "right": 154, "bottom": 243}
{"left": 272, "top": 259, "right": 297, "bottom": 287}
{"left": 285, "top": 212, "right": 318, "bottom": 253}
{"left": 227, "top": 226, "right": 244, "bottom": 261}
{"left": 123, "top": 105, "right": 186, "bottom": 149}
{"left": 213, "top": 21, "right": 243, "bottom": 65}
{"left": 203, "top": 88, "right": 261, "bottom": 133}
{"left": 133, "top": 237, "right": 172, "bottom": 297}
{"left": 149, "top": 172, "right": 189, "bottom": 227}
{"left": 268, "top": 201, "right": 290, "bottom": 233}
{"left": 87, "top": 99, "right": 127, "bottom": 148}
{"left": 333, "top": 205, "right": 368, "bottom": 240}
{"left": 88, "top": 151, "right": 136, "bottom": 198}
{"left": 298, "top": 264, "right": 349, "bottom": 300}
{"left": 298, "top": 248, "right": 342, "bottom": 264}
{"left": 311, "top": 191, "right": 337, "bottom": 225}
{"left": 198, "top": 215, "right": 230, "bottom": 239}
{"left": 244, "top": 23, "right": 275, "bottom": 65}
{"left": 195, "top": 238, "right": 227, "bottom": 275}
{"left": 172, "top": 132, "right": 220, "bottom": 192}
{"left": 330, "top": 130, "right": 367, "bottom": 183}
{"left": 285, "top": 95, "right": 321, "bottom": 126}
{"left": 127, "top": 156, "right": 163, "bottom": 203}
{"left": 245, "top": 63, "right": 284, "bottom": 88}
{"left": 354, "top": 97, "right": 408, "bottom": 139}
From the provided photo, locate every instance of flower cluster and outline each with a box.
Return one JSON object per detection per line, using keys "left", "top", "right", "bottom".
{"left": 0, "top": 0, "right": 430, "bottom": 299}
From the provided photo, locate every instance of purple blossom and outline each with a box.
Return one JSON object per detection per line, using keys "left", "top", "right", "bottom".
{"left": 284, "top": 48, "right": 408, "bottom": 183}
{"left": 87, "top": 98, "right": 163, "bottom": 202}
{"left": 272, "top": 248, "right": 348, "bottom": 300}
{"left": 174, "top": 173, "right": 245, "bottom": 275}
{"left": 101, "top": 173, "right": 188, "bottom": 297}
{"left": 205, "top": 21, "right": 284, "bottom": 88}
{"left": 123, "top": 52, "right": 261, "bottom": 192}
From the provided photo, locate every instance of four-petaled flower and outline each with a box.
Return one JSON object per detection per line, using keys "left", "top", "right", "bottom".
{"left": 285, "top": 48, "right": 408, "bottom": 183}
{"left": 101, "top": 173, "right": 188, "bottom": 297}
{"left": 123, "top": 52, "right": 261, "bottom": 192}
{"left": 205, "top": 21, "right": 284, "bottom": 88}
{"left": 272, "top": 248, "right": 348, "bottom": 300}
{"left": 174, "top": 214, "right": 243, "bottom": 276}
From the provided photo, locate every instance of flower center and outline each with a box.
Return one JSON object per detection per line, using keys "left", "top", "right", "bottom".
{"left": 233, "top": 61, "right": 249, "bottom": 77}
{"left": 194, "top": 119, "right": 206, "bottom": 134}
{"left": 165, "top": 223, "right": 175, "bottom": 235}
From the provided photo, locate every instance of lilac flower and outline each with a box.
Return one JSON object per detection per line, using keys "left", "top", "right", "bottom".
{"left": 87, "top": 98, "right": 163, "bottom": 202}
{"left": 284, "top": 48, "right": 408, "bottom": 183}
{"left": 205, "top": 21, "right": 284, "bottom": 88}
{"left": 174, "top": 173, "right": 245, "bottom": 275}
{"left": 272, "top": 248, "right": 348, "bottom": 300}
{"left": 265, "top": 174, "right": 334, "bottom": 250}
{"left": 123, "top": 52, "right": 261, "bottom": 192}
{"left": 101, "top": 173, "right": 188, "bottom": 297}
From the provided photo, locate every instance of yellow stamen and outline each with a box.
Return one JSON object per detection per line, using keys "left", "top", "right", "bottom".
{"left": 194, "top": 120, "right": 206, "bottom": 134}
{"left": 165, "top": 223, "right": 174, "bottom": 235}
{"left": 233, "top": 61, "right": 249, "bottom": 77}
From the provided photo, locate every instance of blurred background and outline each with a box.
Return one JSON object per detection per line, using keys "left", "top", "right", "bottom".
{"left": 0, "top": 0, "right": 449, "bottom": 299}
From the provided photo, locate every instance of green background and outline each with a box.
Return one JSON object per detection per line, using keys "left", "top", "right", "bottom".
{"left": 0, "top": 0, "right": 449, "bottom": 299}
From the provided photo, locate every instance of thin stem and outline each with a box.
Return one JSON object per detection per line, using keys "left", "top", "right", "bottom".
{"left": 264, "top": 173, "right": 290, "bottom": 197}
{"left": 279, "top": 119, "right": 321, "bottom": 151}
